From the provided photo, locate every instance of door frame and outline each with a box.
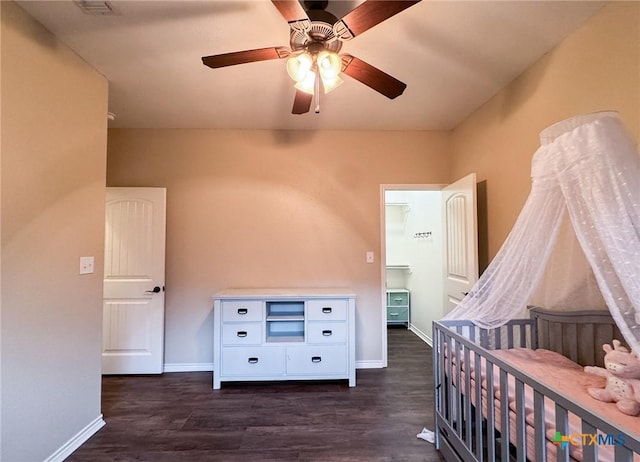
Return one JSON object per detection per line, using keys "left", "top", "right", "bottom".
{"left": 379, "top": 184, "right": 444, "bottom": 368}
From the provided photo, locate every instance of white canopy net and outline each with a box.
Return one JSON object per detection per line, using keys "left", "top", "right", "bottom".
{"left": 444, "top": 111, "right": 640, "bottom": 353}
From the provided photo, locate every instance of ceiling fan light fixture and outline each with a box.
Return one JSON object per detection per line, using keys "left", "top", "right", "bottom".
{"left": 201, "top": 0, "right": 422, "bottom": 114}
{"left": 294, "top": 70, "right": 317, "bottom": 95}
{"left": 286, "top": 52, "right": 313, "bottom": 82}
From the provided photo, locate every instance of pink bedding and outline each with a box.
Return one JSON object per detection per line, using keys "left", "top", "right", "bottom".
{"left": 449, "top": 347, "right": 640, "bottom": 461}
{"left": 493, "top": 348, "right": 639, "bottom": 461}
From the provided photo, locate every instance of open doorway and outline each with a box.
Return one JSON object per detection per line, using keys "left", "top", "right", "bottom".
{"left": 380, "top": 176, "right": 479, "bottom": 366}
{"left": 381, "top": 186, "right": 443, "bottom": 367}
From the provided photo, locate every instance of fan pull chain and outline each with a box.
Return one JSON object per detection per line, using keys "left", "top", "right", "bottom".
{"left": 315, "top": 73, "right": 321, "bottom": 114}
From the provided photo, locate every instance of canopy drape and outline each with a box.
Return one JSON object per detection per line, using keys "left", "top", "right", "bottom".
{"left": 444, "top": 112, "right": 640, "bottom": 353}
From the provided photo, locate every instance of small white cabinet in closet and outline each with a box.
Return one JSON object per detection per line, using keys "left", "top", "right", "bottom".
{"left": 213, "top": 288, "right": 356, "bottom": 389}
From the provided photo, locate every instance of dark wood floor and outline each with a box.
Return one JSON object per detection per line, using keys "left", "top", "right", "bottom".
{"left": 69, "top": 327, "right": 445, "bottom": 461}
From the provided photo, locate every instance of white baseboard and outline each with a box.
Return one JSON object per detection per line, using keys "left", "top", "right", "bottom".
{"left": 409, "top": 324, "right": 433, "bottom": 347}
{"left": 45, "top": 415, "right": 105, "bottom": 462}
{"left": 356, "top": 359, "right": 384, "bottom": 369}
{"left": 163, "top": 362, "right": 214, "bottom": 373}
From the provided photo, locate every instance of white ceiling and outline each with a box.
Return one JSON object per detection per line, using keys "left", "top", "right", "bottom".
{"left": 17, "top": 0, "right": 604, "bottom": 130}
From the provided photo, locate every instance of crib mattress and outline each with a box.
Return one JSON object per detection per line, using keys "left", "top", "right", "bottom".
{"left": 451, "top": 347, "right": 640, "bottom": 461}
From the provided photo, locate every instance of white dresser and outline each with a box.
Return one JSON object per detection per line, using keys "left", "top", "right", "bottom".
{"left": 212, "top": 288, "right": 356, "bottom": 389}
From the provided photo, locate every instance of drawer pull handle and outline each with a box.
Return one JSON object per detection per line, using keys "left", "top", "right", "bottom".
{"left": 237, "top": 308, "right": 248, "bottom": 315}
{"left": 247, "top": 357, "right": 259, "bottom": 364}
{"left": 237, "top": 331, "right": 248, "bottom": 337}
{"left": 311, "top": 356, "right": 322, "bottom": 363}
{"left": 390, "top": 312, "right": 399, "bottom": 316}
{"left": 322, "top": 330, "right": 332, "bottom": 336}
{"left": 322, "top": 307, "right": 332, "bottom": 314}
{"left": 393, "top": 298, "right": 403, "bottom": 302}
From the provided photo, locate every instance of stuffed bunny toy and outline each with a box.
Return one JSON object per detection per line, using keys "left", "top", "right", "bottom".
{"left": 584, "top": 340, "right": 640, "bottom": 416}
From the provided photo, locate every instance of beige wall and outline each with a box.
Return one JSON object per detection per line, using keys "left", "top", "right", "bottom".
{"left": 451, "top": 1, "right": 640, "bottom": 259}
{"left": 107, "top": 3, "right": 640, "bottom": 369}
{"left": 1, "top": 2, "right": 108, "bottom": 460}
{"left": 107, "top": 130, "right": 450, "bottom": 365}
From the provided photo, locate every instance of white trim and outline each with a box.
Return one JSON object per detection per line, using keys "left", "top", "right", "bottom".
{"left": 356, "top": 359, "right": 384, "bottom": 369}
{"left": 409, "top": 324, "right": 433, "bottom": 347}
{"left": 163, "top": 362, "right": 214, "bottom": 373}
{"left": 44, "top": 415, "right": 105, "bottom": 462}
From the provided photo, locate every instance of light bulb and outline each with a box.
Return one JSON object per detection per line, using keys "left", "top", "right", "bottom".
{"left": 317, "top": 51, "right": 341, "bottom": 80}
{"left": 294, "top": 70, "right": 316, "bottom": 95}
{"left": 321, "top": 75, "right": 344, "bottom": 94}
{"left": 286, "top": 53, "right": 313, "bottom": 82}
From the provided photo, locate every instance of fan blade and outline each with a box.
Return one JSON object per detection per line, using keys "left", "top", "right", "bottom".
{"left": 341, "top": 54, "right": 407, "bottom": 99}
{"left": 202, "top": 47, "right": 289, "bottom": 69}
{"left": 271, "top": 0, "right": 309, "bottom": 23}
{"left": 334, "top": 0, "right": 421, "bottom": 40}
{"left": 292, "top": 90, "right": 313, "bottom": 114}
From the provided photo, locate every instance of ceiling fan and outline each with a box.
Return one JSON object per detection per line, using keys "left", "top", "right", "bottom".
{"left": 201, "top": 0, "right": 421, "bottom": 114}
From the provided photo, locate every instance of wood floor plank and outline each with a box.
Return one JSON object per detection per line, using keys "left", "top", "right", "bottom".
{"left": 68, "top": 327, "right": 444, "bottom": 461}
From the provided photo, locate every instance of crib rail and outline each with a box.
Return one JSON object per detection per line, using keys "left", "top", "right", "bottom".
{"left": 433, "top": 318, "right": 640, "bottom": 462}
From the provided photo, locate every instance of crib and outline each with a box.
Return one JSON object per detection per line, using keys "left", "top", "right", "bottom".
{"left": 433, "top": 306, "right": 640, "bottom": 462}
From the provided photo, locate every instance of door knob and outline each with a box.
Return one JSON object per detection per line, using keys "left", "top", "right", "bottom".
{"left": 145, "top": 286, "right": 161, "bottom": 294}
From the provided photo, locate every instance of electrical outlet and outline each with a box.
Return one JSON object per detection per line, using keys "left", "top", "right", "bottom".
{"left": 79, "top": 256, "right": 94, "bottom": 274}
{"left": 366, "top": 251, "right": 374, "bottom": 263}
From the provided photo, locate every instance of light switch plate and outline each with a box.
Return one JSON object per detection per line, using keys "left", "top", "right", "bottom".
{"left": 80, "top": 256, "right": 94, "bottom": 274}
{"left": 366, "top": 251, "right": 374, "bottom": 263}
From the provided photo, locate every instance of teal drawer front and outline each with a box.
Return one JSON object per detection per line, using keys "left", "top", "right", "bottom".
{"left": 387, "top": 292, "right": 409, "bottom": 307}
{"left": 387, "top": 306, "right": 409, "bottom": 322}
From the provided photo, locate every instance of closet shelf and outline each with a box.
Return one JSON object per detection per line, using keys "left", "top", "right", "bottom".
{"left": 385, "top": 202, "right": 410, "bottom": 210}
{"left": 385, "top": 203, "right": 410, "bottom": 229}
{"left": 386, "top": 265, "right": 411, "bottom": 271}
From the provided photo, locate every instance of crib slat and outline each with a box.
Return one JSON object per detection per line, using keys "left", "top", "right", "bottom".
{"left": 445, "top": 335, "right": 453, "bottom": 422}
{"left": 434, "top": 328, "right": 442, "bottom": 449}
{"left": 486, "top": 359, "right": 496, "bottom": 461}
{"left": 581, "top": 420, "right": 596, "bottom": 462}
{"left": 555, "top": 404, "right": 569, "bottom": 462}
{"left": 515, "top": 378, "right": 526, "bottom": 462}
{"left": 540, "top": 319, "right": 550, "bottom": 349}
{"left": 455, "top": 341, "right": 463, "bottom": 438}
{"left": 533, "top": 390, "right": 546, "bottom": 462}
{"left": 615, "top": 444, "right": 634, "bottom": 462}
{"left": 474, "top": 349, "right": 484, "bottom": 461}
{"left": 463, "top": 346, "right": 473, "bottom": 446}
{"left": 480, "top": 328, "right": 489, "bottom": 349}
{"left": 578, "top": 323, "right": 595, "bottom": 366}
{"left": 500, "top": 369, "right": 510, "bottom": 461}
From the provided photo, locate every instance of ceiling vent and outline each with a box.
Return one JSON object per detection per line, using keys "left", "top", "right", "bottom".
{"left": 74, "top": 1, "right": 116, "bottom": 15}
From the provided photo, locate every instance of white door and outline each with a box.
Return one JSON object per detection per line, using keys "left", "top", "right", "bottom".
{"left": 442, "top": 173, "right": 478, "bottom": 314}
{"left": 103, "top": 187, "right": 166, "bottom": 374}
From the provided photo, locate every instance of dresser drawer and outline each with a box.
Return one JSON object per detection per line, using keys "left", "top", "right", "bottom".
{"left": 387, "top": 306, "right": 409, "bottom": 322}
{"left": 221, "top": 346, "right": 284, "bottom": 376}
{"left": 307, "top": 321, "right": 347, "bottom": 344}
{"left": 286, "top": 345, "right": 348, "bottom": 375}
{"left": 221, "top": 300, "right": 263, "bottom": 322}
{"left": 221, "top": 322, "right": 262, "bottom": 345}
{"left": 387, "top": 291, "right": 409, "bottom": 307}
{"left": 307, "top": 299, "right": 347, "bottom": 321}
